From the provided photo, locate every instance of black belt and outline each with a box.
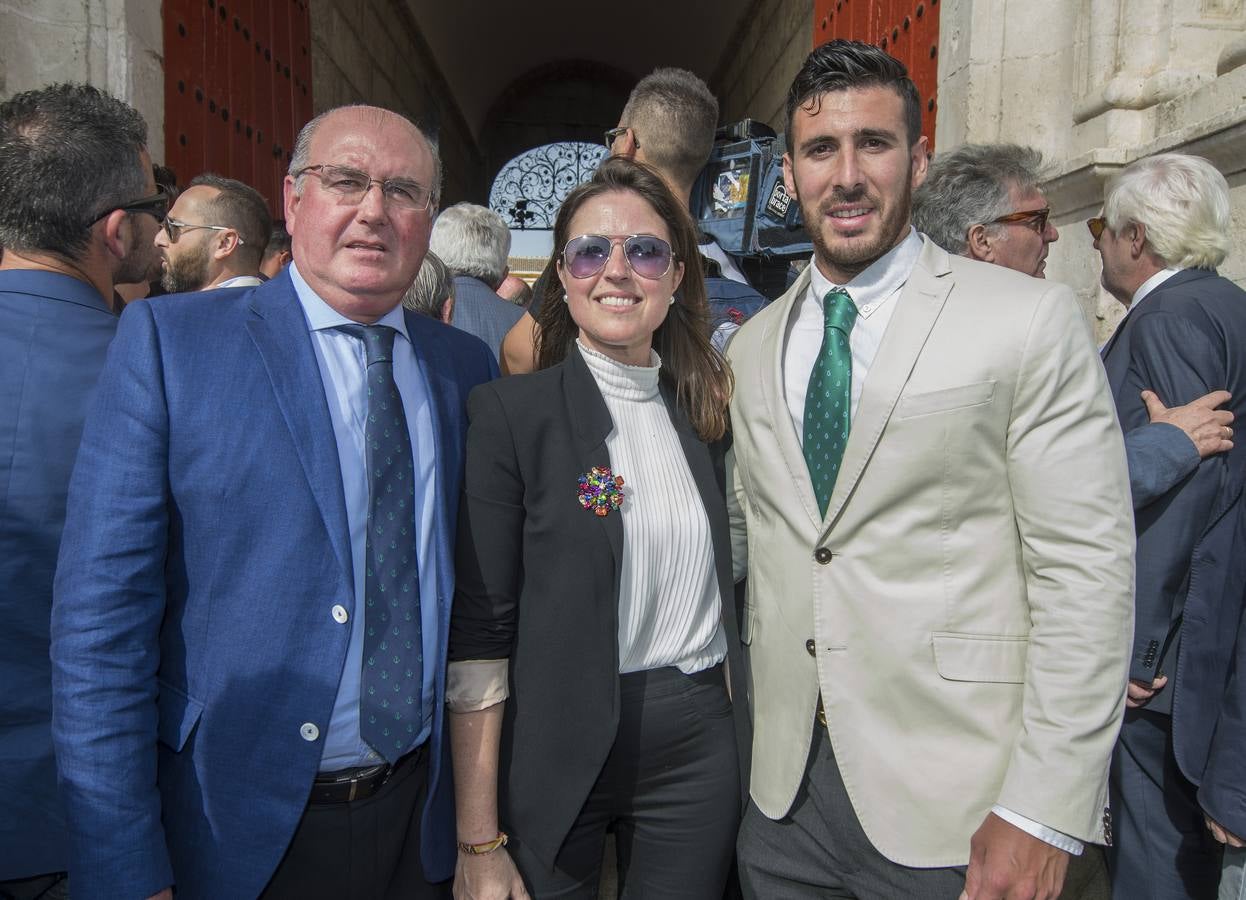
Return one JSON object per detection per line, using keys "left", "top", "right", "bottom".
{"left": 311, "top": 745, "right": 422, "bottom": 804}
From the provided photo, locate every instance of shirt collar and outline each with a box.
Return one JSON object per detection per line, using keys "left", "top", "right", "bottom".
{"left": 289, "top": 261, "right": 410, "bottom": 343}
{"left": 807, "top": 227, "right": 923, "bottom": 318}
{"left": 1130, "top": 266, "right": 1183, "bottom": 309}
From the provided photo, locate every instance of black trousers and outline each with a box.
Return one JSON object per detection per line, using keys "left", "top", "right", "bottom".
{"left": 1108, "top": 708, "right": 1223, "bottom": 900}
{"left": 262, "top": 745, "right": 450, "bottom": 900}
{"left": 0, "top": 872, "right": 69, "bottom": 900}
{"left": 508, "top": 665, "right": 740, "bottom": 899}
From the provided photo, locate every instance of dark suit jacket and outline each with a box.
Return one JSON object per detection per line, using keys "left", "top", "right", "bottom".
{"left": 1101, "top": 267, "right": 1246, "bottom": 834}
{"left": 450, "top": 275, "right": 523, "bottom": 363}
{"left": 0, "top": 270, "right": 117, "bottom": 880}
{"left": 449, "top": 348, "right": 749, "bottom": 869}
{"left": 50, "top": 272, "right": 497, "bottom": 899}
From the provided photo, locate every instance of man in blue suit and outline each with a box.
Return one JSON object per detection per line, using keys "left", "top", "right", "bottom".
{"left": 0, "top": 83, "right": 163, "bottom": 900}
{"left": 1095, "top": 153, "right": 1246, "bottom": 900}
{"left": 51, "top": 105, "right": 496, "bottom": 900}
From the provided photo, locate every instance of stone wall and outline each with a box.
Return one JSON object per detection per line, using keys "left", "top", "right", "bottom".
{"left": 0, "top": 0, "right": 164, "bottom": 159}
{"left": 309, "top": 0, "right": 484, "bottom": 204}
{"left": 712, "top": 0, "right": 815, "bottom": 131}
{"left": 936, "top": 0, "right": 1246, "bottom": 341}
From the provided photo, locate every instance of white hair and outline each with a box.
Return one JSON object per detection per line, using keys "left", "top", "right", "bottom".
{"left": 1104, "top": 153, "right": 1230, "bottom": 269}
{"left": 429, "top": 203, "right": 511, "bottom": 287}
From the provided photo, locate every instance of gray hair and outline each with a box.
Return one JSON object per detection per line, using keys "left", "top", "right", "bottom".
{"left": 187, "top": 173, "right": 274, "bottom": 265}
{"left": 429, "top": 203, "right": 511, "bottom": 287}
{"left": 912, "top": 144, "right": 1045, "bottom": 255}
{"left": 402, "top": 250, "right": 454, "bottom": 320}
{"left": 0, "top": 83, "right": 148, "bottom": 257}
{"left": 1104, "top": 153, "right": 1230, "bottom": 270}
{"left": 620, "top": 68, "right": 719, "bottom": 190}
{"left": 288, "top": 105, "right": 443, "bottom": 209}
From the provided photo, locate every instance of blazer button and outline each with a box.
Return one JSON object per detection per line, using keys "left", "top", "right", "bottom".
{"left": 331, "top": 604, "right": 349, "bottom": 624}
{"left": 806, "top": 638, "right": 817, "bottom": 657}
{"left": 300, "top": 722, "right": 320, "bottom": 742}
{"left": 814, "top": 547, "right": 833, "bottom": 564}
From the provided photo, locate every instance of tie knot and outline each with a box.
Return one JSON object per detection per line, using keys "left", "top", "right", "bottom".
{"left": 822, "top": 288, "right": 857, "bottom": 334}
{"left": 338, "top": 323, "right": 398, "bottom": 366}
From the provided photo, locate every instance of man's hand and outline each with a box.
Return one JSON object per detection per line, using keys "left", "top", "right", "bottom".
{"left": 146, "top": 890, "right": 173, "bottom": 900}
{"left": 960, "top": 813, "right": 1069, "bottom": 900}
{"left": 1205, "top": 814, "right": 1245, "bottom": 848}
{"left": 1125, "top": 674, "right": 1168, "bottom": 708}
{"left": 454, "top": 847, "right": 530, "bottom": 900}
{"left": 1142, "top": 390, "right": 1233, "bottom": 459}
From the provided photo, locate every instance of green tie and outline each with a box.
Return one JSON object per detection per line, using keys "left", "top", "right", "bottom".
{"left": 803, "top": 288, "right": 858, "bottom": 516}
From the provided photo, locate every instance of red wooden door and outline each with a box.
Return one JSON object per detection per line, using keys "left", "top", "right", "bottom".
{"left": 163, "top": 0, "right": 313, "bottom": 216}
{"left": 812, "top": 0, "right": 940, "bottom": 150}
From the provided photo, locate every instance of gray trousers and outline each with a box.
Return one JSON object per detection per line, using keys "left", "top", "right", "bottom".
{"left": 1221, "top": 846, "right": 1246, "bottom": 900}
{"left": 737, "top": 724, "right": 967, "bottom": 899}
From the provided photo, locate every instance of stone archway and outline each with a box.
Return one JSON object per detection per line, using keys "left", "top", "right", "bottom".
{"left": 479, "top": 60, "right": 633, "bottom": 194}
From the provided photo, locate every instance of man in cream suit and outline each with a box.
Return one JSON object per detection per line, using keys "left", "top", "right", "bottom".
{"left": 728, "top": 40, "right": 1136, "bottom": 899}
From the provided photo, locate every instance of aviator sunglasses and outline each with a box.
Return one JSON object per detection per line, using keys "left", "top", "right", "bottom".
{"left": 561, "top": 234, "right": 676, "bottom": 280}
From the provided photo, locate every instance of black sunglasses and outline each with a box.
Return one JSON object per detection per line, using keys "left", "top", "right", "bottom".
{"left": 90, "top": 190, "right": 171, "bottom": 225}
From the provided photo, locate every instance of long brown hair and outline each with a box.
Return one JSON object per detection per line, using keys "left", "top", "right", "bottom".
{"left": 535, "top": 157, "right": 732, "bottom": 441}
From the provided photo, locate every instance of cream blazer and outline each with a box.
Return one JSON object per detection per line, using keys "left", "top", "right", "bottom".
{"left": 726, "top": 238, "right": 1135, "bottom": 867}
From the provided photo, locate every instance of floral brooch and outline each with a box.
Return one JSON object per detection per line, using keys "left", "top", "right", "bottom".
{"left": 577, "top": 466, "right": 625, "bottom": 517}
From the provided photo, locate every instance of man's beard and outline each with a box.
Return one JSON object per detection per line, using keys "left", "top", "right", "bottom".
{"left": 115, "top": 219, "right": 163, "bottom": 286}
{"left": 803, "top": 179, "right": 913, "bottom": 281}
{"left": 161, "top": 242, "right": 211, "bottom": 293}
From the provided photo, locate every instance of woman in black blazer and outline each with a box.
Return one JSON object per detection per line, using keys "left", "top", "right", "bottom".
{"left": 447, "top": 158, "right": 748, "bottom": 899}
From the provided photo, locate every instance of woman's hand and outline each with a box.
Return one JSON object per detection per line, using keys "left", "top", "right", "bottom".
{"left": 453, "top": 847, "right": 530, "bottom": 900}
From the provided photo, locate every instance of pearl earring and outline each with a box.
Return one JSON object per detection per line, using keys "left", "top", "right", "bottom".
{"left": 669, "top": 295, "right": 676, "bottom": 306}
{"left": 562, "top": 293, "right": 569, "bottom": 304}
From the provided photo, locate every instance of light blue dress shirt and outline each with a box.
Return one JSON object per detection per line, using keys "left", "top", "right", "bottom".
{"left": 289, "top": 262, "right": 439, "bottom": 770}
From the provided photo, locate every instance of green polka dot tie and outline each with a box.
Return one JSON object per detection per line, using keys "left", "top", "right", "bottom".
{"left": 803, "top": 288, "right": 858, "bottom": 517}
{"left": 339, "top": 324, "right": 422, "bottom": 764}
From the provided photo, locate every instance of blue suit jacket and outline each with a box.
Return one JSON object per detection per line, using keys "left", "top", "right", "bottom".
{"left": 0, "top": 270, "right": 117, "bottom": 880}
{"left": 449, "top": 275, "right": 523, "bottom": 363}
{"left": 1101, "top": 267, "right": 1246, "bottom": 834}
{"left": 51, "top": 272, "right": 497, "bottom": 899}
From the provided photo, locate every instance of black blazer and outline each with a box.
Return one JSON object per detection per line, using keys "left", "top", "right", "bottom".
{"left": 450, "top": 348, "right": 750, "bottom": 869}
{"left": 1101, "top": 267, "right": 1246, "bottom": 834}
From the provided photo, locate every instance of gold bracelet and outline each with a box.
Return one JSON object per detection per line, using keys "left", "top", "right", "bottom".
{"left": 457, "top": 832, "right": 509, "bottom": 855}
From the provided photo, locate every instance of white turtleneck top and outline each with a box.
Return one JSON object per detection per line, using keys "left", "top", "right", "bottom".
{"left": 577, "top": 341, "right": 727, "bottom": 675}
{"left": 444, "top": 342, "right": 728, "bottom": 712}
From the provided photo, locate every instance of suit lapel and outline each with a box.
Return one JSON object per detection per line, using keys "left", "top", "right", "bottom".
{"left": 245, "top": 276, "right": 352, "bottom": 580}
{"left": 402, "top": 310, "right": 455, "bottom": 615}
{"left": 820, "top": 238, "right": 952, "bottom": 537}
{"left": 663, "top": 385, "right": 730, "bottom": 591}
{"left": 564, "top": 348, "right": 624, "bottom": 569}
{"left": 755, "top": 266, "right": 825, "bottom": 530}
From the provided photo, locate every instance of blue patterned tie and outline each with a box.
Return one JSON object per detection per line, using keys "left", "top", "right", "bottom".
{"left": 339, "top": 324, "right": 422, "bottom": 763}
{"left": 803, "top": 288, "right": 858, "bottom": 517}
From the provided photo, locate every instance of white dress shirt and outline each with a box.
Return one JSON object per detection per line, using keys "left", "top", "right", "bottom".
{"left": 215, "top": 274, "right": 264, "bottom": 289}
{"left": 289, "top": 262, "right": 440, "bottom": 771}
{"left": 781, "top": 230, "right": 1083, "bottom": 855}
